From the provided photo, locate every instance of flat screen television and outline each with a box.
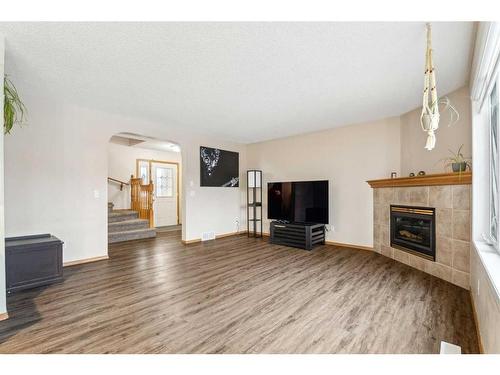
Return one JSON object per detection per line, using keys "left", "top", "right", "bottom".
{"left": 267, "top": 180, "right": 329, "bottom": 224}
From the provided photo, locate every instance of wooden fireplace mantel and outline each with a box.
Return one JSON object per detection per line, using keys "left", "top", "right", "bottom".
{"left": 366, "top": 172, "right": 472, "bottom": 188}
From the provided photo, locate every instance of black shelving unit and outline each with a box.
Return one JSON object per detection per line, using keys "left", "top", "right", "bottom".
{"left": 270, "top": 222, "right": 325, "bottom": 250}
{"left": 247, "top": 170, "right": 263, "bottom": 238}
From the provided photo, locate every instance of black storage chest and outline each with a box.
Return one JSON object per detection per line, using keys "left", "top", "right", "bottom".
{"left": 5, "top": 234, "right": 64, "bottom": 293}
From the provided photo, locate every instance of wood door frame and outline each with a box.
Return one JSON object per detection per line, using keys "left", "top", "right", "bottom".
{"left": 136, "top": 159, "right": 180, "bottom": 225}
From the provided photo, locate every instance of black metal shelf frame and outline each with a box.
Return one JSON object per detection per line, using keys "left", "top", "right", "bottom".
{"left": 247, "top": 170, "right": 263, "bottom": 238}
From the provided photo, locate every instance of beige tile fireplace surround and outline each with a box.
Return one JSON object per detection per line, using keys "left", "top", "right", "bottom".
{"left": 368, "top": 173, "right": 472, "bottom": 290}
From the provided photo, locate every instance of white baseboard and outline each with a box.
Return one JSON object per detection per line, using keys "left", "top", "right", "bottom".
{"left": 63, "top": 255, "right": 109, "bottom": 267}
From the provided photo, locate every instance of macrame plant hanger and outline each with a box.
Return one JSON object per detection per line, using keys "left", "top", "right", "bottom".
{"left": 420, "top": 23, "right": 440, "bottom": 151}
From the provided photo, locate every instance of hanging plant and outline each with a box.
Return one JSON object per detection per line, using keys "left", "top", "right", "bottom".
{"left": 420, "top": 23, "right": 459, "bottom": 151}
{"left": 4, "top": 75, "right": 27, "bottom": 134}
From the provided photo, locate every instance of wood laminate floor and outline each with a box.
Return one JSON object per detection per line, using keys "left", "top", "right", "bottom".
{"left": 0, "top": 230, "right": 479, "bottom": 353}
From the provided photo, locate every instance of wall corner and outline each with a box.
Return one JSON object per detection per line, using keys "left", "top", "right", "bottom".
{"left": 0, "top": 33, "right": 7, "bottom": 316}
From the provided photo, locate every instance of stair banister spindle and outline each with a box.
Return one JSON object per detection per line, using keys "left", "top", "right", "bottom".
{"left": 129, "top": 176, "right": 154, "bottom": 228}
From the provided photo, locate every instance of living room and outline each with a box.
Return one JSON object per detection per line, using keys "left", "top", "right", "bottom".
{"left": 0, "top": 1, "right": 499, "bottom": 372}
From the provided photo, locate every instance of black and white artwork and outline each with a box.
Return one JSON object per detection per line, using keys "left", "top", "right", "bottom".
{"left": 200, "top": 146, "right": 239, "bottom": 187}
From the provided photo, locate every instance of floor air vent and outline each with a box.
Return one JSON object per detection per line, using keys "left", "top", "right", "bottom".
{"left": 202, "top": 232, "right": 216, "bottom": 241}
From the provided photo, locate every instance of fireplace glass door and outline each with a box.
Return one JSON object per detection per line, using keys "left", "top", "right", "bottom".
{"left": 390, "top": 206, "right": 436, "bottom": 260}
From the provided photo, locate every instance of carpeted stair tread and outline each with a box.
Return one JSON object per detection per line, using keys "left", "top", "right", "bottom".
{"left": 108, "top": 219, "right": 150, "bottom": 233}
{"left": 108, "top": 209, "right": 157, "bottom": 243}
{"left": 108, "top": 210, "right": 139, "bottom": 223}
{"left": 108, "top": 228, "right": 156, "bottom": 244}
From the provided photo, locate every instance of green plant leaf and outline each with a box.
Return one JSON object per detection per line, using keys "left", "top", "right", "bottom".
{"left": 3, "top": 75, "right": 27, "bottom": 134}
{"left": 440, "top": 144, "right": 472, "bottom": 171}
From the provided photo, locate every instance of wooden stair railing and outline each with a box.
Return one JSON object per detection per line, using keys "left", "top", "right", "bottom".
{"left": 130, "top": 175, "right": 154, "bottom": 228}
{"left": 108, "top": 177, "right": 130, "bottom": 191}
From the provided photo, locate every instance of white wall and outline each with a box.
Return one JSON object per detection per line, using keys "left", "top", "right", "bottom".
{"left": 246, "top": 117, "right": 401, "bottom": 247}
{"left": 107, "top": 142, "right": 182, "bottom": 213}
{"left": 470, "top": 246, "right": 500, "bottom": 352}
{"left": 470, "top": 115, "right": 500, "bottom": 352}
{"left": 470, "top": 91, "right": 500, "bottom": 353}
{"left": 400, "top": 86, "right": 472, "bottom": 176}
{"left": 0, "top": 35, "right": 7, "bottom": 316}
{"left": 4, "top": 92, "right": 247, "bottom": 263}
{"left": 183, "top": 134, "right": 247, "bottom": 240}
{"left": 468, "top": 22, "right": 500, "bottom": 353}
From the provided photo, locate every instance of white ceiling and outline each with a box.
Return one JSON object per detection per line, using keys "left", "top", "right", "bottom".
{"left": 0, "top": 22, "right": 476, "bottom": 144}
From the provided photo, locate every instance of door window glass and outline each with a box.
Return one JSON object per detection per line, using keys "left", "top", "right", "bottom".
{"left": 156, "top": 167, "right": 173, "bottom": 197}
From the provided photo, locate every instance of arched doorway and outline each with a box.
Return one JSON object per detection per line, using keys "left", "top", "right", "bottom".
{"left": 107, "top": 132, "right": 182, "bottom": 244}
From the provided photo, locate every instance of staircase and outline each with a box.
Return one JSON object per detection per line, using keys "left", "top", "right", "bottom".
{"left": 108, "top": 203, "right": 156, "bottom": 244}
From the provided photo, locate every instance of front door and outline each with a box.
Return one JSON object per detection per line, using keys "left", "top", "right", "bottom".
{"left": 152, "top": 162, "right": 178, "bottom": 227}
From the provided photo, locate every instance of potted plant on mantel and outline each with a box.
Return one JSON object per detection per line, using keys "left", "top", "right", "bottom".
{"left": 3, "top": 75, "right": 27, "bottom": 134}
{"left": 441, "top": 144, "right": 471, "bottom": 173}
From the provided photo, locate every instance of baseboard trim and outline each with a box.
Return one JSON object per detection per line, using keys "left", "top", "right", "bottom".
{"left": 182, "top": 230, "right": 247, "bottom": 245}
{"left": 182, "top": 238, "right": 201, "bottom": 245}
{"left": 216, "top": 230, "right": 247, "bottom": 239}
{"left": 325, "top": 241, "right": 373, "bottom": 252}
{"left": 63, "top": 255, "right": 109, "bottom": 267}
{"left": 265, "top": 232, "right": 372, "bottom": 252}
{"left": 0, "top": 312, "right": 9, "bottom": 321}
{"left": 265, "top": 232, "right": 371, "bottom": 251}
{"left": 181, "top": 232, "right": 372, "bottom": 253}
{"left": 470, "top": 291, "right": 485, "bottom": 354}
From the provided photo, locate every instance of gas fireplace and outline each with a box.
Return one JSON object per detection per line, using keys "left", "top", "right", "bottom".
{"left": 390, "top": 205, "right": 436, "bottom": 261}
